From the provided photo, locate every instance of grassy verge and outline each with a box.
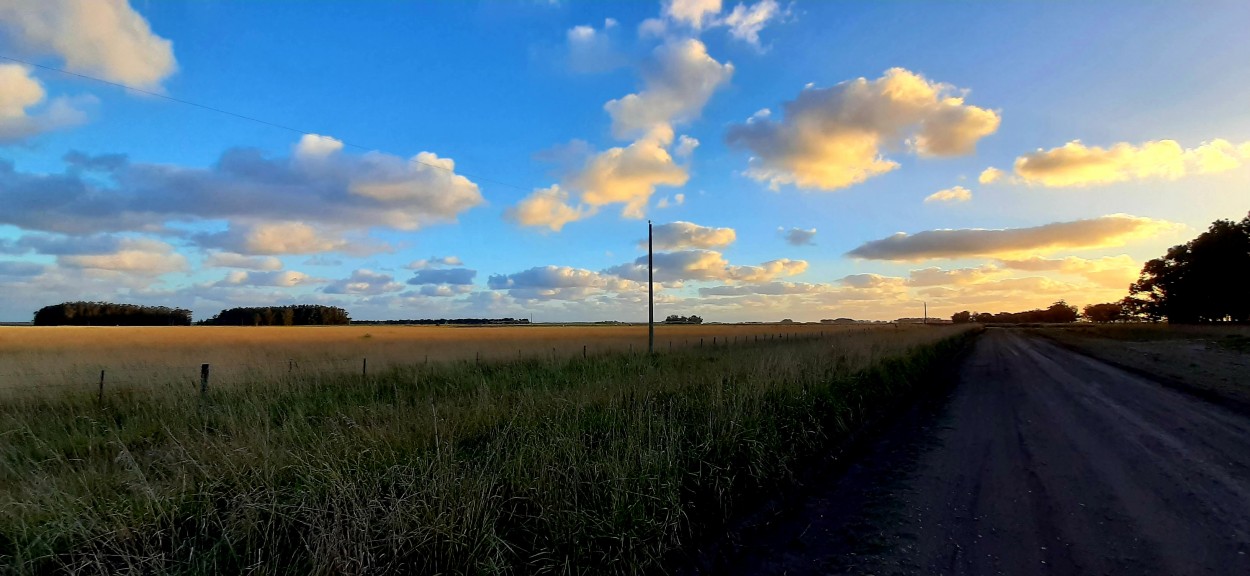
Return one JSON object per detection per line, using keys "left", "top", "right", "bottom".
{"left": 1030, "top": 324, "right": 1250, "bottom": 409}
{"left": 2, "top": 326, "right": 977, "bottom": 574}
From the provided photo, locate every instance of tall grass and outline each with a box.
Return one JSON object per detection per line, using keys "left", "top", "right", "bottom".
{"left": 1, "top": 325, "right": 976, "bottom": 574}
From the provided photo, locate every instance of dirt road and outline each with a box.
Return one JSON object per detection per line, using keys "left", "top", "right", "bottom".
{"left": 714, "top": 328, "right": 1250, "bottom": 575}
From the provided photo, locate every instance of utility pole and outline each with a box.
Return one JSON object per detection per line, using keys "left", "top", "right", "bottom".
{"left": 648, "top": 220, "right": 654, "bottom": 354}
{"left": 924, "top": 301, "right": 928, "bottom": 324}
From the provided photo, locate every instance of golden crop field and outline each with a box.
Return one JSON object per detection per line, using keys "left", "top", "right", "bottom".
{"left": 0, "top": 323, "right": 869, "bottom": 392}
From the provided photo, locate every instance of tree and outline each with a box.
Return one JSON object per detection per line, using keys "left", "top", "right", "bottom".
{"left": 1083, "top": 302, "right": 1125, "bottom": 323}
{"left": 951, "top": 311, "right": 973, "bottom": 324}
{"left": 1044, "top": 300, "right": 1079, "bottom": 323}
{"left": 1126, "top": 213, "right": 1250, "bottom": 323}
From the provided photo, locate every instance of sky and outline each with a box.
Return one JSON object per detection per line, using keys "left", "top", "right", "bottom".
{"left": 1, "top": 0, "right": 1248, "bottom": 323}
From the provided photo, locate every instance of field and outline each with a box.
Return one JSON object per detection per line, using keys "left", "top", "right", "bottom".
{"left": 1, "top": 323, "right": 976, "bottom": 574}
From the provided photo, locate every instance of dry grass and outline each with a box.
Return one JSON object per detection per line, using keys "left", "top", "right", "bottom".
{"left": 0, "top": 324, "right": 860, "bottom": 393}
{"left": 1, "top": 324, "right": 977, "bottom": 574}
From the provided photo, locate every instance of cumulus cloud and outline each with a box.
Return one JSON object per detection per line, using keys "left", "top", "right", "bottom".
{"left": 924, "top": 185, "right": 972, "bottom": 203}
{"left": 726, "top": 68, "right": 1001, "bottom": 191}
{"left": 569, "top": 126, "right": 690, "bottom": 219}
{"left": 0, "top": 64, "right": 90, "bottom": 142}
{"left": 847, "top": 214, "right": 1179, "bottom": 261}
{"left": 506, "top": 185, "right": 591, "bottom": 231}
{"left": 656, "top": 193, "right": 685, "bottom": 208}
{"left": 663, "top": 0, "right": 722, "bottom": 30}
{"left": 406, "top": 256, "right": 463, "bottom": 270}
{"left": 997, "top": 255, "right": 1139, "bottom": 289}
{"left": 0, "top": 136, "right": 484, "bottom": 239}
{"left": 408, "top": 268, "right": 476, "bottom": 286}
{"left": 979, "top": 167, "right": 1004, "bottom": 184}
{"left": 1010, "top": 139, "right": 1250, "bottom": 187}
{"left": 906, "top": 265, "right": 1000, "bottom": 287}
{"left": 606, "top": 249, "right": 806, "bottom": 283}
{"left": 721, "top": 0, "right": 782, "bottom": 46}
{"left": 198, "top": 221, "right": 352, "bottom": 255}
{"left": 324, "top": 269, "right": 403, "bottom": 295}
{"left": 565, "top": 19, "right": 625, "bottom": 73}
{"left": 780, "top": 227, "right": 816, "bottom": 245}
{"left": 216, "top": 269, "right": 313, "bottom": 288}
{"left": 648, "top": 221, "right": 736, "bottom": 250}
{"left": 204, "top": 251, "right": 283, "bottom": 271}
{"left": 0, "top": 0, "right": 176, "bottom": 89}
{"left": 488, "top": 265, "right": 643, "bottom": 301}
{"left": 604, "top": 39, "right": 733, "bottom": 138}
{"left": 57, "top": 237, "right": 186, "bottom": 275}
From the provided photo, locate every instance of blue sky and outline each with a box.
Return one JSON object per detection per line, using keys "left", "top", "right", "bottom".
{"left": 1, "top": 0, "right": 1248, "bottom": 322}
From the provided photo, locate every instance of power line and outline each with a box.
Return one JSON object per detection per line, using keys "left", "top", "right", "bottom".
{"left": 0, "top": 54, "right": 533, "bottom": 193}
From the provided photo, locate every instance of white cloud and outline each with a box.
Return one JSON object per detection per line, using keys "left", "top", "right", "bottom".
{"left": 57, "top": 237, "right": 186, "bottom": 276}
{"left": 656, "top": 193, "right": 686, "bottom": 208}
{"left": 997, "top": 255, "right": 1139, "bottom": 289}
{"left": 488, "top": 265, "right": 643, "bottom": 301}
{"left": 906, "top": 266, "right": 1000, "bottom": 287}
{"left": 324, "top": 269, "right": 404, "bottom": 295}
{"left": 406, "top": 256, "right": 464, "bottom": 270}
{"left": 295, "top": 133, "right": 344, "bottom": 158}
{"left": 0, "top": 64, "right": 90, "bottom": 142}
{"left": 978, "top": 167, "right": 1004, "bottom": 184}
{"left": 726, "top": 68, "right": 1000, "bottom": 191}
{"left": 722, "top": 0, "right": 781, "bottom": 46}
{"left": 202, "top": 221, "right": 350, "bottom": 255}
{"left": 663, "top": 0, "right": 723, "bottom": 30}
{"left": 408, "top": 268, "right": 476, "bottom": 286}
{"left": 1011, "top": 139, "right": 1250, "bottom": 187}
{"left": 847, "top": 214, "right": 1179, "bottom": 261}
{"left": 648, "top": 221, "right": 736, "bottom": 250}
{"left": 780, "top": 227, "right": 816, "bottom": 245}
{"left": 924, "top": 185, "right": 972, "bottom": 203}
{"left": 675, "top": 134, "right": 700, "bottom": 158}
{"left": 0, "top": 0, "right": 177, "bottom": 89}
{"left": 216, "top": 269, "right": 314, "bottom": 288}
{"left": 570, "top": 126, "right": 690, "bottom": 219}
{"left": 604, "top": 39, "right": 733, "bottom": 138}
{"left": 606, "top": 249, "right": 806, "bottom": 283}
{"left": 506, "top": 184, "right": 591, "bottom": 231}
{"left": 565, "top": 20, "right": 625, "bottom": 73}
{"left": 204, "top": 252, "right": 283, "bottom": 271}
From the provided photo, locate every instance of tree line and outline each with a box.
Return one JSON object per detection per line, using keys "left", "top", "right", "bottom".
{"left": 199, "top": 305, "right": 351, "bottom": 326}
{"left": 33, "top": 302, "right": 193, "bottom": 326}
{"left": 351, "top": 318, "right": 531, "bottom": 325}
{"left": 664, "top": 315, "right": 704, "bottom": 324}
{"left": 950, "top": 301, "right": 1078, "bottom": 324}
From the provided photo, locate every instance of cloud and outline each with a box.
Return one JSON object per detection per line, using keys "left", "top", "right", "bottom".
{"left": 606, "top": 249, "right": 806, "bottom": 283}
{"left": 216, "top": 269, "right": 314, "bottom": 288}
{"left": 924, "top": 185, "right": 972, "bottom": 203}
{"left": 648, "top": 221, "right": 736, "bottom": 250}
{"left": 847, "top": 214, "right": 1179, "bottom": 261}
{"left": 663, "top": 0, "right": 722, "bottom": 30}
{"left": 997, "top": 255, "right": 1139, "bottom": 289}
{"left": 324, "top": 269, "right": 404, "bottom": 295}
{"left": 488, "top": 265, "right": 642, "bottom": 301}
{"left": 0, "top": 0, "right": 177, "bottom": 89}
{"left": 0, "top": 260, "right": 45, "bottom": 276}
{"left": 0, "top": 135, "right": 484, "bottom": 239}
{"left": 506, "top": 184, "right": 591, "bottom": 231}
{"left": 726, "top": 68, "right": 1000, "bottom": 191}
{"left": 656, "top": 193, "right": 685, "bottom": 208}
{"left": 198, "top": 221, "right": 352, "bottom": 255}
{"left": 406, "top": 256, "right": 463, "bottom": 270}
{"left": 699, "top": 280, "right": 829, "bottom": 296}
{"left": 294, "top": 133, "right": 344, "bottom": 158}
{"left": 604, "top": 39, "right": 733, "bottom": 138}
{"left": 674, "top": 135, "right": 699, "bottom": 158}
{"left": 565, "top": 19, "right": 625, "bottom": 73}
{"left": 57, "top": 237, "right": 187, "bottom": 275}
{"left": 1010, "top": 139, "right": 1250, "bottom": 187}
{"left": 0, "top": 64, "right": 91, "bottom": 142}
{"left": 780, "top": 227, "right": 816, "bottom": 246}
{"left": 407, "top": 268, "right": 477, "bottom": 286}
{"left": 978, "top": 167, "right": 1004, "bottom": 184}
{"left": 415, "top": 284, "right": 474, "bottom": 298}
{"left": 569, "top": 126, "right": 690, "bottom": 219}
{"left": 722, "top": 0, "right": 781, "bottom": 46}
{"left": 906, "top": 265, "right": 1000, "bottom": 287}
{"left": 204, "top": 251, "right": 283, "bottom": 271}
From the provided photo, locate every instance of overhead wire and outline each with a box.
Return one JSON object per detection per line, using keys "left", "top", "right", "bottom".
{"left": 0, "top": 53, "right": 535, "bottom": 193}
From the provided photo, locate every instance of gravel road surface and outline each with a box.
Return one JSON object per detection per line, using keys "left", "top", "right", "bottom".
{"left": 715, "top": 328, "right": 1250, "bottom": 575}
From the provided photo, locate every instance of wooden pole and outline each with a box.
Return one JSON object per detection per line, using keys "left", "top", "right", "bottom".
{"left": 362, "top": 358, "right": 367, "bottom": 382}
{"left": 648, "top": 220, "right": 654, "bottom": 355}
{"left": 98, "top": 370, "right": 104, "bottom": 403}
{"left": 200, "top": 364, "right": 209, "bottom": 396}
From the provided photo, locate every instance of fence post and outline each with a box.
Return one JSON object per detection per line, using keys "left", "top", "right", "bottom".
{"left": 699, "top": 338, "right": 703, "bottom": 348}
{"left": 200, "top": 364, "right": 209, "bottom": 397}
{"left": 98, "top": 370, "right": 105, "bottom": 403}
{"left": 362, "top": 358, "right": 367, "bottom": 382}
{"left": 583, "top": 345, "right": 587, "bottom": 359}
{"left": 289, "top": 359, "right": 293, "bottom": 374}
{"left": 713, "top": 337, "right": 717, "bottom": 347}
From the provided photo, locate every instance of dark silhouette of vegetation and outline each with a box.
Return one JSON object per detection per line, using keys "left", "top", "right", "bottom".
{"left": 950, "top": 301, "right": 1079, "bottom": 324}
{"left": 33, "top": 301, "right": 192, "bottom": 326}
{"left": 664, "top": 314, "right": 703, "bottom": 324}
{"left": 351, "top": 318, "right": 531, "bottom": 325}
{"left": 1082, "top": 302, "right": 1127, "bottom": 323}
{"left": 201, "top": 305, "right": 350, "bottom": 326}
{"left": 1125, "top": 213, "right": 1250, "bottom": 323}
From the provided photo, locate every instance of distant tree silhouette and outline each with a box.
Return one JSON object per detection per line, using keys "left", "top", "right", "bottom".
{"left": 664, "top": 315, "right": 703, "bottom": 324}
{"left": 1125, "top": 213, "right": 1250, "bottom": 323}
{"left": 201, "top": 305, "right": 350, "bottom": 326}
{"left": 33, "top": 301, "right": 192, "bottom": 326}
{"left": 947, "top": 301, "right": 1077, "bottom": 324}
{"left": 1083, "top": 302, "right": 1126, "bottom": 323}
{"left": 951, "top": 311, "right": 973, "bottom": 324}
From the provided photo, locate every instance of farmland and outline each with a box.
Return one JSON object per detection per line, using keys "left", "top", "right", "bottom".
{"left": 1, "top": 323, "right": 976, "bottom": 574}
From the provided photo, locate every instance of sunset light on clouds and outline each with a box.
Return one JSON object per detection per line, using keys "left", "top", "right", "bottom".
{"left": 1, "top": 0, "right": 1248, "bottom": 322}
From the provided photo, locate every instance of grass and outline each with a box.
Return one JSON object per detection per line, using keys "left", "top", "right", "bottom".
{"left": 1, "top": 324, "right": 977, "bottom": 574}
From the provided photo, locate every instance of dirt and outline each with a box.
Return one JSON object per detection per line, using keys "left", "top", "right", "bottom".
{"left": 694, "top": 328, "right": 1250, "bottom": 575}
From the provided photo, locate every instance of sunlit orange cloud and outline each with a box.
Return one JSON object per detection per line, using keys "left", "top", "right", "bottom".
{"left": 990, "top": 139, "right": 1250, "bottom": 187}
{"left": 846, "top": 214, "right": 1179, "bottom": 261}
